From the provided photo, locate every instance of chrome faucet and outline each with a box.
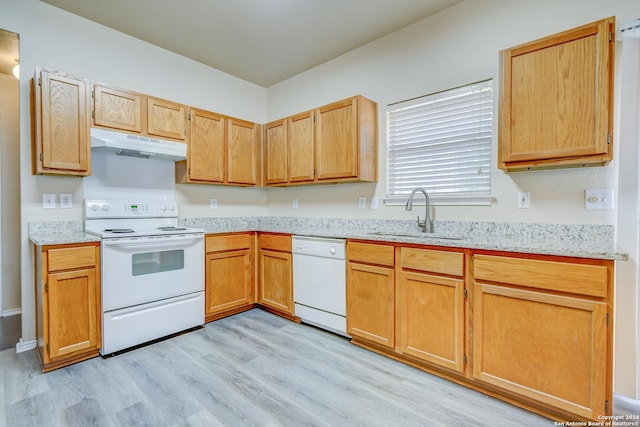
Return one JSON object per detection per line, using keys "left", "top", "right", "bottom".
{"left": 406, "top": 188, "right": 433, "bottom": 233}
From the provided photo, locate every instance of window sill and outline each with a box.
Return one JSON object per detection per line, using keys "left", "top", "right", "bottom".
{"left": 384, "top": 195, "right": 494, "bottom": 207}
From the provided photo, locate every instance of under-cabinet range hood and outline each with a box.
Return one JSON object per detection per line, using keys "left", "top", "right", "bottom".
{"left": 90, "top": 128, "right": 187, "bottom": 161}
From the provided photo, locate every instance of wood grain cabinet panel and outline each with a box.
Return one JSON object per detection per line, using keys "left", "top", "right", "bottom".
{"left": 227, "top": 118, "right": 260, "bottom": 186}
{"left": 93, "top": 84, "right": 141, "bottom": 132}
{"left": 264, "top": 119, "right": 288, "bottom": 185}
{"left": 398, "top": 271, "right": 465, "bottom": 373}
{"left": 204, "top": 233, "right": 255, "bottom": 322}
{"left": 32, "top": 68, "right": 90, "bottom": 175}
{"left": 147, "top": 97, "right": 187, "bottom": 141}
{"left": 499, "top": 17, "right": 614, "bottom": 170}
{"left": 473, "top": 283, "right": 607, "bottom": 420}
{"left": 258, "top": 234, "right": 293, "bottom": 316}
{"left": 181, "top": 108, "right": 226, "bottom": 183}
{"left": 288, "top": 111, "right": 315, "bottom": 183}
{"left": 35, "top": 242, "right": 101, "bottom": 372}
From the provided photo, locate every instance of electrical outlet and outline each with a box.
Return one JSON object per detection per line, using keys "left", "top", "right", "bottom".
{"left": 59, "top": 193, "right": 72, "bottom": 209}
{"left": 585, "top": 189, "right": 614, "bottom": 210}
{"left": 358, "top": 196, "right": 366, "bottom": 209}
{"left": 517, "top": 191, "right": 530, "bottom": 209}
{"left": 371, "top": 196, "right": 379, "bottom": 210}
{"left": 42, "top": 193, "right": 56, "bottom": 209}
{"left": 292, "top": 198, "right": 298, "bottom": 209}
{"left": 210, "top": 199, "right": 218, "bottom": 209}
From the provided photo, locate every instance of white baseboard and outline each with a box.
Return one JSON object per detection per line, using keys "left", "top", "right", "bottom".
{"left": 15, "top": 338, "right": 36, "bottom": 353}
{"left": 3, "top": 308, "right": 21, "bottom": 317}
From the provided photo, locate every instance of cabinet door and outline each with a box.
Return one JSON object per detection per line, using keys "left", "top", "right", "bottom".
{"left": 264, "top": 120, "right": 288, "bottom": 185}
{"left": 347, "top": 262, "right": 394, "bottom": 348}
{"left": 473, "top": 283, "right": 607, "bottom": 419}
{"left": 258, "top": 249, "right": 293, "bottom": 314}
{"left": 499, "top": 17, "right": 614, "bottom": 169}
{"left": 93, "top": 84, "right": 142, "bottom": 133}
{"left": 147, "top": 97, "right": 187, "bottom": 141}
{"left": 288, "top": 111, "right": 315, "bottom": 183}
{"left": 37, "top": 70, "right": 90, "bottom": 175}
{"left": 398, "top": 271, "right": 465, "bottom": 373}
{"left": 316, "top": 98, "right": 358, "bottom": 180}
{"left": 188, "top": 108, "right": 225, "bottom": 183}
{"left": 205, "top": 249, "right": 252, "bottom": 316}
{"left": 46, "top": 268, "right": 100, "bottom": 359}
{"left": 227, "top": 118, "right": 259, "bottom": 185}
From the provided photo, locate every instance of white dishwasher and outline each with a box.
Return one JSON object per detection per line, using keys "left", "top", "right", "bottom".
{"left": 292, "top": 236, "right": 348, "bottom": 337}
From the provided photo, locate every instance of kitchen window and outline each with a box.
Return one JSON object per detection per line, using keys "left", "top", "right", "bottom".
{"left": 386, "top": 79, "right": 493, "bottom": 205}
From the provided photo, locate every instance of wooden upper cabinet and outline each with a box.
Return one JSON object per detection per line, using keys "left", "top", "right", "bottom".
{"left": 227, "top": 118, "right": 260, "bottom": 186}
{"left": 93, "top": 84, "right": 141, "bottom": 133}
{"left": 147, "top": 97, "right": 187, "bottom": 141}
{"left": 499, "top": 17, "right": 615, "bottom": 170}
{"left": 92, "top": 84, "right": 187, "bottom": 142}
{"left": 288, "top": 111, "right": 315, "bottom": 183}
{"left": 183, "top": 108, "right": 226, "bottom": 183}
{"left": 32, "top": 68, "right": 90, "bottom": 176}
{"left": 264, "top": 119, "right": 288, "bottom": 185}
{"left": 315, "top": 96, "right": 378, "bottom": 182}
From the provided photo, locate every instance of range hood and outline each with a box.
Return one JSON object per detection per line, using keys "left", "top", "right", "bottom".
{"left": 90, "top": 128, "right": 187, "bottom": 161}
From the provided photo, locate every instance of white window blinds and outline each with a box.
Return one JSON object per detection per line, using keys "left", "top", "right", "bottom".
{"left": 386, "top": 79, "right": 493, "bottom": 199}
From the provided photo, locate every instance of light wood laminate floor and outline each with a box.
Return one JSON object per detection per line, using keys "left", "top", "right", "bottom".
{"left": 0, "top": 309, "right": 628, "bottom": 426}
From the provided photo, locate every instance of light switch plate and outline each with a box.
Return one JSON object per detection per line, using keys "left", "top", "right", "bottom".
{"left": 42, "top": 193, "right": 56, "bottom": 209}
{"left": 585, "top": 189, "right": 614, "bottom": 210}
{"left": 210, "top": 199, "right": 218, "bottom": 209}
{"left": 292, "top": 198, "right": 299, "bottom": 209}
{"left": 358, "top": 196, "right": 366, "bottom": 209}
{"left": 517, "top": 191, "right": 530, "bottom": 209}
{"left": 371, "top": 196, "right": 379, "bottom": 210}
{"left": 59, "top": 193, "right": 72, "bottom": 209}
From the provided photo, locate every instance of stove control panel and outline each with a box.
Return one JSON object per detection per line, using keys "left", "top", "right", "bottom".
{"left": 85, "top": 200, "right": 178, "bottom": 218}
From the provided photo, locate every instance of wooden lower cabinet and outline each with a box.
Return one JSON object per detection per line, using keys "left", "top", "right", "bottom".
{"left": 473, "top": 253, "right": 611, "bottom": 421}
{"left": 35, "top": 242, "right": 101, "bottom": 372}
{"left": 258, "top": 234, "right": 294, "bottom": 317}
{"left": 346, "top": 241, "right": 395, "bottom": 348}
{"left": 346, "top": 241, "right": 613, "bottom": 422}
{"left": 204, "top": 233, "right": 255, "bottom": 322}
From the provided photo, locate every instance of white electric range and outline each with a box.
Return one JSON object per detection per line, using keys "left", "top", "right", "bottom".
{"left": 84, "top": 200, "right": 205, "bottom": 355}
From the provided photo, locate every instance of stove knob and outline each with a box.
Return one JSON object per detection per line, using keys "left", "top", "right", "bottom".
{"left": 161, "top": 205, "right": 167, "bottom": 211}
{"left": 169, "top": 205, "right": 176, "bottom": 211}
{"left": 101, "top": 204, "right": 110, "bottom": 211}
{"left": 90, "top": 204, "right": 99, "bottom": 211}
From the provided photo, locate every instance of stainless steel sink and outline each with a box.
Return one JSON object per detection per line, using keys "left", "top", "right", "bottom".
{"left": 366, "top": 231, "right": 467, "bottom": 240}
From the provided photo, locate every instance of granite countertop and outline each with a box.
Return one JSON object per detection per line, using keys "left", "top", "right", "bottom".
{"left": 29, "top": 217, "right": 629, "bottom": 261}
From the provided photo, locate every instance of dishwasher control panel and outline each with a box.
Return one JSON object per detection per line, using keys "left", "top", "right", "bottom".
{"left": 291, "top": 236, "right": 346, "bottom": 259}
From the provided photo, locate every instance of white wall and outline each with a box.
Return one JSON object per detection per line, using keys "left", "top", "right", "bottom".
{"left": 0, "top": 74, "right": 20, "bottom": 314}
{"left": 266, "top": 0, "right": 638, "bottom": 225}
{"left": 0, "top": 0, "right": 268, "bottom": 352}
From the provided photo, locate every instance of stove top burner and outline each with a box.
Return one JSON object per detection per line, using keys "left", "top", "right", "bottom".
{"left": 157, "top": 226, "right": 187, "bottom": 231}
{"left": 104, "top": 228, "right": 135, "bottom": 234}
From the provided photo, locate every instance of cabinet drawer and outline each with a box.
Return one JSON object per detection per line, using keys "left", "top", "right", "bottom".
{"left": 347, "top": 241, "right": 394, "bottom": 267}
{"left": 206, "top": 233, "right": 252, "bottom": 253}
{"left": 259, "top": 234, "right": 291, "bottom": 252}
{"left": 47, "top": 246, "right": 96, "bottom": 272}
{"left": 473, "top": 254, "right": 608, "bottom": 298}
{"left": 401, "top": 247, "right": 463, "bottom": 276}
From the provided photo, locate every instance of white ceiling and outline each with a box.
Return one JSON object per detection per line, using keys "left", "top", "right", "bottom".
{"left": 38, "top": 0, "right": 462, "bottom": 87}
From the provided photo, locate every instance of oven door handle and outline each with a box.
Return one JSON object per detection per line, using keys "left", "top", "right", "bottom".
{"left": 102, "top": 234, "right": 204, "bottom": 247}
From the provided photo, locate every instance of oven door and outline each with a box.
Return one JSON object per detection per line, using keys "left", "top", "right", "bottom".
{"left": 101, "top": 234, "right": 204, "bottom": 311}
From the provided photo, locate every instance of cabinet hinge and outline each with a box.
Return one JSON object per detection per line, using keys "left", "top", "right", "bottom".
{"left": 92, "top": 110, "right": 95, "bottom": 119}
{"left": 37, "top": 77, "right": 41, "bottom": 86}
{"left": 40, "top": 153, "right": 43, "bottom": 161}
{"left": 46, "top": 342, "right": 50, "bottom": 354}
{"left": 605, "top": 399, "right": 610, "bottom": 413}
{"left": 606, "top": 313, "right": 610, "bottom": 326}
{"left": 188, "top": 112, "right": 191, "bottom": 120}
{"left": 45, "top": 282, "right": 48, "bottom": 292}
{"left": 463, "top": 288, "right": 468, "bottom": 299}
{"left": 463, "top": 354, "right": 467, "bottom": 365}
{"left": 609, "top": 31, "right": 612, "bottom": 43}
{"left": 607, "top": 133, "right": 611, "bottom": 145}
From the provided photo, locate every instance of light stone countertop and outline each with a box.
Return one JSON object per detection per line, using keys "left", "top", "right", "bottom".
{"left": 29, "top": 217, "right": 628, "bottom": 261}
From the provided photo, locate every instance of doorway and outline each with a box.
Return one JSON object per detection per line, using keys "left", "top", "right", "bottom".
{"left": 0, "top": 28, "right": 21, "bottom": 349}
